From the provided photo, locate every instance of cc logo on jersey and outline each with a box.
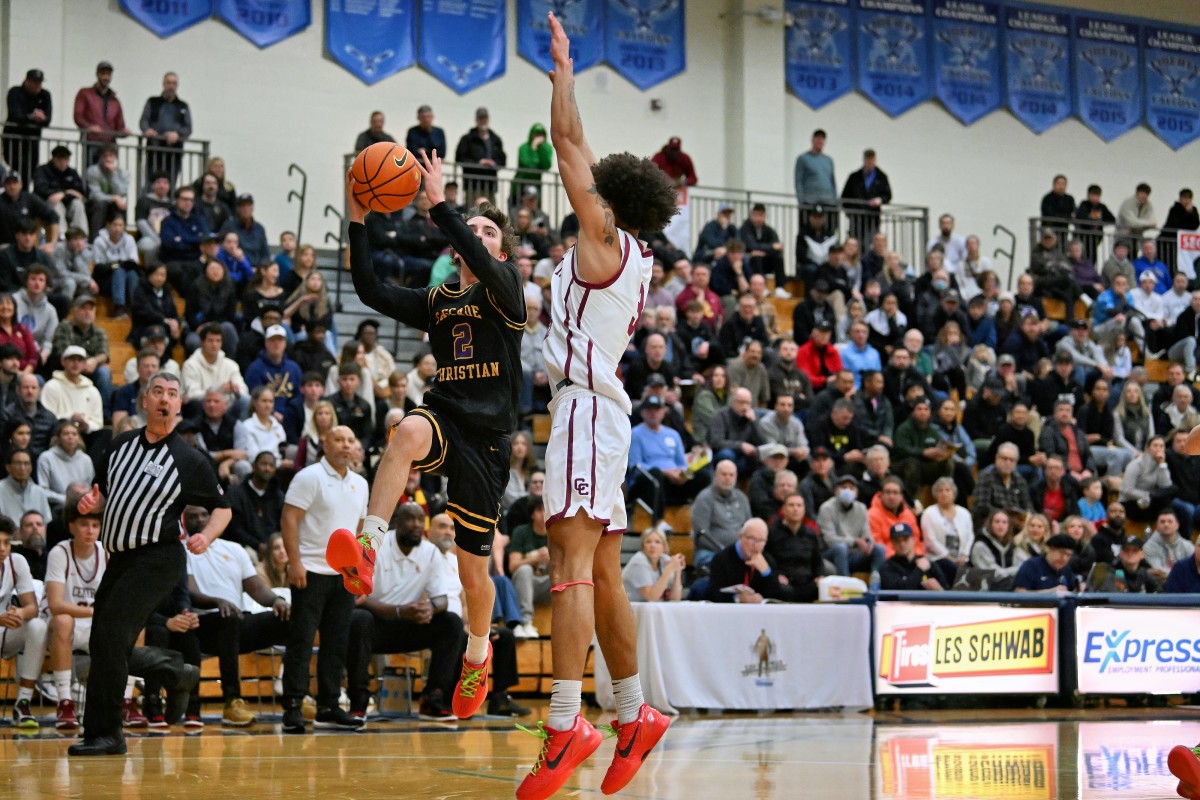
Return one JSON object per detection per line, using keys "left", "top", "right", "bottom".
{"left": 573, "top": 478, "right": 590, "bottom": 496}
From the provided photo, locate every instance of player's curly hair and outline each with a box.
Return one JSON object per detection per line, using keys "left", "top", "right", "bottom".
{"left": 467, "top": 202, "right": 518, "bottom": 262}
{"left": 593, "top": 152, "right": 679, "bottom": 235}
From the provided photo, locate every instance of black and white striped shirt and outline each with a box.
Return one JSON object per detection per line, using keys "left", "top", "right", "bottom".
{"left": 99, "top": 429, "right": 228, "bottom": 553}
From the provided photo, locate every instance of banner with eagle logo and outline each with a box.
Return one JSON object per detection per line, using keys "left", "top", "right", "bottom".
{"left": 1144, "top": 24, "right": 1200, "bottom": 150}
{"left": 1004, "top": 3, "right": 1073, "bottom": 134}
{"left": 855, "top": 0, "right": 931, "bottom": 117}
{"left": 216, "top": 0, "right": 311, "bottom": 48}
{"left": 120, "top": 0, "right": 213, "bottom": 37}
{"left": 518, "top": 0, "right": 605, "bottom": 75}
{"left": 930, "top": 0, "right": 1002, "bottom": 125}
{"left": 785, "top": 0, "right": 854, "bottom": 110}
{"left": 1074, "top": 14, "right": 1141, "bottom": 142}
{"left": 604, "top": 0, "right": 686, "bottom": 90}
{"left": 326, "top": 0, "right": 415, "bottom": 85}
{"left": 419, "top": 0, "right": 507, "bottom": 94}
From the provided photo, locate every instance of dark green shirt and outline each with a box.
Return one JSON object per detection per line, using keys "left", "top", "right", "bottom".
{"left": 509, "top": 523, "right": 548, "bottom": 556}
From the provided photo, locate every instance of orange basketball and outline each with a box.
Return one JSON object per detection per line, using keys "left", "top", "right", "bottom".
{"left": 350, "top": 142, "right": 421, "bottom": 214}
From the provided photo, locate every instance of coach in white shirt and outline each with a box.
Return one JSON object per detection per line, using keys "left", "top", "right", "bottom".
{"left": 345, "top": 503, "right": 465, "bottom": 720}
{"left": 280, "top": 426, "right": 369, "bottom": 733}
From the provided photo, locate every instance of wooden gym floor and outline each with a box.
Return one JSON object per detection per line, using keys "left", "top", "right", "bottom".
{"left": 3, "top": 705, "right": 1199, "bottom": 799}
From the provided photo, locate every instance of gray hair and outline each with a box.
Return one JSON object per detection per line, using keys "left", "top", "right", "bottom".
{"left": 774, "top": 469, "right": 798, "bottom": 487}
{"left": 932, "top": 476, "right": 956, "bottom": 498}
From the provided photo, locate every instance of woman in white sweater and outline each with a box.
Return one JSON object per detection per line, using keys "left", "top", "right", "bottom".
{"left": 919, "top": 477, "right": 974, "bottom": 585}
{"left": 1119, "top": 435, "right": 1173, "bottom": 523}
{"left": 233, "top": 386, "right": 289, "bottom": 478}
{"left": 36, "top": 421, "right": 94, "bottom": 510}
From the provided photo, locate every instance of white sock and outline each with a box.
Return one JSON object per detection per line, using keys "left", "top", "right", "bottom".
{"left": 54, "top": 670, "right": 72, "bottom": 703}
{"left": 124, "top": 676, "right": 136, "bottom": 700}
{"left": 547, "top": 680, "right": 582, "bottom": 731}
{"left": 17, "top": 685, "right": 33, "bottom": 703}
{"left": 362, "top": 515, "right": 387, "bottom": 541}
{"left": 612, "top": 675, "right": 645, "bottom": 726}
{"left": 465, "top": 632, "right": 489, "bottom": 665}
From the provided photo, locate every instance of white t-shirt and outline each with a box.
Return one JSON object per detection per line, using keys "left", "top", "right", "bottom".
{"left": 439, "top": 548, "right": 464, "bottom": 618}
{"left": 0, "top": 552, "right": 34, "bottom": 601}
{"left": 284, "top": 458, "right": 369, "bottom": 574}
{"left": 44, "top": 541, "right": 107, "bottom": 610}
{"left": 187, "top": 538, "right": 256, "bottom": 611}
{"left": 371, "top": 537, "right": 452, "bottom": 608}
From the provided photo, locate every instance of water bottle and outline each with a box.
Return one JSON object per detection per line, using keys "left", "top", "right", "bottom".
{"left": 869, "top": 570, "right": 881, "bottom": 593}
{"left": 1114, "top": 568, "right": 1126, "bottom": 592}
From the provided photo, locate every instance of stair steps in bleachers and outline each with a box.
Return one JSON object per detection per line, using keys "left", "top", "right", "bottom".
{"left": 317, "top": 251, "right": 425, "bottom": 368}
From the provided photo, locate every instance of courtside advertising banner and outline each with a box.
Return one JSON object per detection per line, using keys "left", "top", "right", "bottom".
{"left": 1074, "top": 14, "right": 1142, "bottom": 142}
{"left": 325, "top": 0, "right": 415, "bottom": 85}
{"left": 930, "top": 0, "right": 1003, "bottom": 125}
{"left": 855, "top": 0, "right": 931, "bottom": 117}
{"left": 1178, "top": 231, "right": 1200, "bottom": 281}
{"left": 874, "top": 602, "right": 1058, "bottom": 695}
{"left": 1076, "top": 607, "right": 1200, "bottom": 694}
{"left": 785, "top": 0, "right": 855, "bottom": 110}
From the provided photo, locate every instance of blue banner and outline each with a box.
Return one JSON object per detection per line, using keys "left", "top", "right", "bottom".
{"left": 1074, "top": 14, "right": 1141, "bottom": 142}
{"left": 785, "top": 0, "right": 854, "bottom": 109}
{"left": 604, "top": 0, "right": 687, "bottom": 90}
{"left": 1004, "top": 4, "right": 1072, "bottom": 134}
{"left": 930, "top": 0, "right": 1001, "bottom": 125}
{"left": 855, "top": 0, "right": 931, "bottom": 117}
{"left": 120, "top": 0, "right": 213, "bottom": 37}
{"left": 518, "top": 0, "right": 604, "bottom": 75}
{"left": 419, "top": 0, "right": 506, "bottom": 94}
{"left": 326, "top": 0, "right": 415, "bottom": 85}
{"left": 217, "top": 0, "right": 311, "bottom": 47}
{"left": 1143, "top": 25, "right": 1200, "bottom": 150}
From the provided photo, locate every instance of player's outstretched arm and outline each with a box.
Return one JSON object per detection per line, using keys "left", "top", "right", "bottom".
{"left": 345, "top": 171, "right": 433, "bottom": 330}
{"left": 548, "top": 12, "right": 622, "bottom": 284}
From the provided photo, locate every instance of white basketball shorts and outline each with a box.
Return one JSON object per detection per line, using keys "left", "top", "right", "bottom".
{"left": 543, "top": 387, "right": 630, "bottom": 535}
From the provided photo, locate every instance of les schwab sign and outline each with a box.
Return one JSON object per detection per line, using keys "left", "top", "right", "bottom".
{"left": 875, "top": 603, "right": 1059, "bottom": 695}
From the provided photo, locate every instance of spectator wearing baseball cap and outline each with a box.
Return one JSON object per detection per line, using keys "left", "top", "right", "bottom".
{"left": 628, "top": 395, "right": 711, "bottom": 522}
{"left": 799, "top": 446, "right": 836, "bottom": 517}
{"left": 694, "top": 203, "right": 739, "bottom": 264}
{"left": 244, "top": 324, "right": 303, "bottom": 417}
{"left": 795, "top": 318, "right": 843, "bottom": 392}
{"left": 218, "top": 193, "right": 269, "bottom": 267}
{"left": 1113, "top": 535, "right": 1160, "bottom": 594}
{"left": 868, "top": 475, "right": 921, "bottom": 558}
{"left": 878, "top": 523, "right": 945, "bottom": 591}
{"left": 32, "top": 143, "right": 89, "bottom": 236}
{"left": 3, "top": 69, "right": 52, "bottom": 184}
{"left": 1013, "top": 533, "right": 1078, "bottom": 594}
{"left": 650, "top": 136, "right": 696, "bottom": 189}
{"left": 41, "top": 345, "right": 104, "bottom": 442}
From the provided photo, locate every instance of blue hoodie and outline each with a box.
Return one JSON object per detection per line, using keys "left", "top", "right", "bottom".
{"left": 244, "top": 351, "right": 303, "bottom": 415}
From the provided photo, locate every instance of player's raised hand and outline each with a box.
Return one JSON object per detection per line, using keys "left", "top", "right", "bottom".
{"left": 345, "top": 170, "right": 369, "bottom": 224}
{"left": 547, "top": 12, "right": 572, "bottom": 78}
{"left": 415, "top": 149, "right": 445, "bottom": 206}
{"left": 78, "top": 484, "right": 102, "bottom": 515}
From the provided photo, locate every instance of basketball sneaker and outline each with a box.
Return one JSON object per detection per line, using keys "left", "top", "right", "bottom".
{"left": 599, "top": 704, "right": 671, "bottom": 795}
{"left": 515, "top": 715, "right": 603, "bottom": 800}
{"left": 1169, "top": 745, "right": 1200, "bottom": 800}
{"left": 56, "top": 699, "right": 79, "bottom": 730}
{"left": 222, "top": 698, "right": 256, "bottom": 727}
{"left": 452, "top": 642, "right": 491, "bottom": 719}
{"left": 121, "top": 698, "right": 148, "bottom": 728}
{"left": 326, "top": 528, "right": 376, "bottom": 595}
{"left": 12, "top": 698, "right": 37, "bottom": 729}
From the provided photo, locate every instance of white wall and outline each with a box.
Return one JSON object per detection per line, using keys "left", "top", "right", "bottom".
{"left": 3, "top": 0, "right": 1196, "bottom": 271}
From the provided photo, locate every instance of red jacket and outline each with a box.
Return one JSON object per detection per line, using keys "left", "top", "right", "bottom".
{"left": 674, "top": 285, "right": 724, "bottom": 331}
{"left": 795, "top": 341, "right": 842, "bottom": 391}
{"left": 0, "top": 322, "right": 39, "bottom": 371}
{"left": 73, "top": 85, "right": 127, "bottom": 143}
{"left": 651, "top": 149, "right": 697, "bottom": 186}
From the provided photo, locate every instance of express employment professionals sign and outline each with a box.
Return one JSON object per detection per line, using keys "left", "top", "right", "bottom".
{"left": 875, "top": 602, "right": 1058, "bottom": 695}
{"left": 1076, "top": 607, "right": 1200, "bottom": 694}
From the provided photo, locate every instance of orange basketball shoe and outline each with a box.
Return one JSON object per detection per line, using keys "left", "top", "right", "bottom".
{"left": 1169, "top": 745, "right": 1200, "bottom": 800}
{"left": 452, "top": 642, "right": 491, "bottom": 719}
{"left": 599, "top": 704, "right": 671, "bottom": 794}
{"left": 515, "top": 716, "right": 603, "bottom": 800}
{"left": 326, "top": 528, "right": 376, "bottom": 595}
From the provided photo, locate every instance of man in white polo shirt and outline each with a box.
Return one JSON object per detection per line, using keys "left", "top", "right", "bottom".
{"left": 280, "top": 425, "right": 368, "bottom": 733}
{"left": 345, "top": 503, "right": 465, "bottom": 720}
{"left": 180, "top": 505, "right": 291, "bottom": 728}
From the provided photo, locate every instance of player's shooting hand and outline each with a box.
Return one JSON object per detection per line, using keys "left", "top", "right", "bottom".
{"left": 345, "top": 170, "right": 369, "bottom": 224}
{"left": 415, "top": 150, "right": 445, "bottom": 207}
{"left": 547, "top": 12, "right": 572, "bottom": 78}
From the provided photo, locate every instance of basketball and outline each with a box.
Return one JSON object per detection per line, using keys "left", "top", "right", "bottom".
{"left": 350, "top": 142, "right": 421, "bottom": 214}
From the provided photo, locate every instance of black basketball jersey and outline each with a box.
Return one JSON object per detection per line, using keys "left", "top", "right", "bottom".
{"left": 348, "top": 202, "right": 524, "bottom": 433}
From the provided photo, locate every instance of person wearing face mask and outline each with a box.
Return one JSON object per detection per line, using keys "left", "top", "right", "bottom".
{"left": 816, "top": 474, "right": 884, "bottom": 577}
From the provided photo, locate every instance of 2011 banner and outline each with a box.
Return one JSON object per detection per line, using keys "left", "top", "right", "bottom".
{"left": 605, "top": 0, "right": 687, "bottom": 90}
{"left": 930, "top": 0, "right": 1002, "bottom": 125}
{"left": 855, "top": 0, "right": 931, "bottom": 117}
{"left": 1074, "top": 14, "right": 1141, "bottom": 142}
{"left": 1143, "top": 25, "right": 1200, "bottom": 150}
{"left": 217, "top": 0, "right": 311, "bottom": 48}
{"left": 121, "top": 0, "right": 213, "bottom": 37}
{"left": 785, "top": 0, "right": 854, "bottom": 110}
{"left": 518, "top": 0, "right": 604, "bottom": 75}
{"left": 419, "top": 0, "right": 506, "bottom": 94}
{"left": 1004, "top": 4, "right": 1072, "bottom": 134}
{"left": 326, "top": 0, "right": 415, "bottom": 85}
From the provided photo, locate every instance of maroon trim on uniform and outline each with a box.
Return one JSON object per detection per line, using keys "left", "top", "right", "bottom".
{"left": 564, "top": 397, "right": 577, "bottom": 506}
{"left": 603, "top": 526, "right": 625, "bottom": 536}
{"left": 572, "top": 234, "right": 630, "bottom": 290}
{"left": 585, "top": 339, "right": 594, "bottom": 390}
{"left": 589, "top": 397, "right": 598, "bottom": 512}
{"left": 575, "top": 287, "right": 592, "bottom": 327}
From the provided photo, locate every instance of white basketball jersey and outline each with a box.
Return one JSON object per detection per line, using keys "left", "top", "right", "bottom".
{"left": 544, "top": 231, "right": 654, "bottom": 415}
{"left": 44, "top": 541, "right": 107, "bottom": 610}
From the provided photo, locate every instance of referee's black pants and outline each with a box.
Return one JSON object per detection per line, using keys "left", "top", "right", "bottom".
{"left": 174, "top": 611, "right": 289, "bottom": 716}
{"left": 83, "top": 540, "right": 185, "bottom": 740}
{"left": 345, "top": 608, "right": 465, "bottom": 712}
{"left": 282, "top": 572, "right": 354, "bottom": 710}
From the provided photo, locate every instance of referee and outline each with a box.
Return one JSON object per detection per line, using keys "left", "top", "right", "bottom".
{"left": 69, "top": 373, "right": 230, "bottom": 756}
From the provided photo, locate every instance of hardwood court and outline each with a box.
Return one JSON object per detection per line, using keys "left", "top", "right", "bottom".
{"left": 4, "top": 706, "right": 1199, "bottom": 799}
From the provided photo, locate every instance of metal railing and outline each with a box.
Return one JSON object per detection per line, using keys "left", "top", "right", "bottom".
{"left": 0, "top": 126, "right": 210, "bottom": 199}
{"left": 1027, "top": 215, "right": 1171, "bottom": 273}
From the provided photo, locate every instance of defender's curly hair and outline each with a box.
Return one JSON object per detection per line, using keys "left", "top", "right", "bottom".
{"left": 467, "top": 202, "right": 518, "bottom": 262}
{"left": 592, "top": 152, "right": 679, "bottom": 235}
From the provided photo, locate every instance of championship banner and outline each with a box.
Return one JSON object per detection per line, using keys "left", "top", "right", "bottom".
{"left": 877, "top": 723, "right": 1059, "bottom": 799}
{"left": 930, "top": 0, "right": 1002, "bottom": 125}
{"left": 874, "top": 602, "right": 1059, "bottom": 695}
{"left": 785, "top": 0, "right": 854, "bottom": 110}
{"left": 1074, "top": 14, "right": 1141, "bottom": 142}
{"left": 1143, "top": 25, "right": 1200, "bottom": 151}
{"left": 217, "top": 0, "right": 311, "bottom": 48}
{"left": 326, "top": 0, "right": 415, "bottom": 85}
{"left": 855, "top": 0, "right": 931, "bottom": 117}
{"left": 1004, "top": 4, "right": 1072, "bottom": 134}
{"left": 419, "top": 0, "right": 507, "bottom": 94}
{"left": 1078, "top": 721, "right": 1189, "bottom": 798}
{"left": 518, "top": 0, "right": 605, "bottom": 75}
{"left": 604, "top": 0, "right": 687, "bottom": 90}
{"left": 121, "top": 0, "right": 213, "bottom": 37}
{"left": 1076, "top": 607, "right": 1200, "bottom": 695}
{"left": 1179, "top": 231, "right": 1200, "bottom": 281}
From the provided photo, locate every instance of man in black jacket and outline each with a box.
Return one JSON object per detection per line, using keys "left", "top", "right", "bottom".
{"left": 879, "top": 523, "right": 945, "bottom": 591}
{"left": 739, "top": 203, "right": 785, "bottom": 288}
{"left": 707, "top": 387, "right": 764, "bottom": 477}
{"left": 1168, "top": 290, "right": 1200, "bottom": 376}
{"left": 791, "top": 279, "right": 836, "bottom": 344}
{"left": 840, "top": 148, "right": 892, "bottom": 242}
{"left": 7, "top": 373, "right": 57, "bottom": 459}
{"left": 1032, "top": 351, "right": 1085, "bottom": 418}
{"left": 964, "top": 375, "right": 1009, "bottom": 449}
{"left": 365, "top": 208, "right": 407, "bottom": 283}
{"left": 138, "top": 72, "right": 191, "bottom": 186}
{"left": 4, "top": 69, "right": 52, "bottom": 184}
{"left": 765, "top": 494, "right": 822, "bottom": 601}
{"left": 327, "top": 363, "right": 373, "bottom": 451}
{"left": 718, "top": 293, "right": 770, "bottom": 356}
{"left": 225, "top": 451, "right": 285, "bottom": 559}
{"left": 32, "top": 146, "right": 88, "bottom": 234}
{"left": 982, "top": 402, "right": 1045, "bottom": 481}
{"left": 396, "top": 192, "right": 451, "bottom": 286}
{"left": 808, "top": 400, "right": 867, "bottom": 474}
{"left": 703, "top": 519, "right": 791, "bottom": 603}
{"left": 1029, "top": 455, "right": 1082, "bottom": 526}
{"left": 454, "top": 107, "right": 506, "bottom": 201}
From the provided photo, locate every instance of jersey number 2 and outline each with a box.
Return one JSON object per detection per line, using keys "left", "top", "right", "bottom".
{"left": 452, "top": 323, "right": 473, "bottom": 360}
